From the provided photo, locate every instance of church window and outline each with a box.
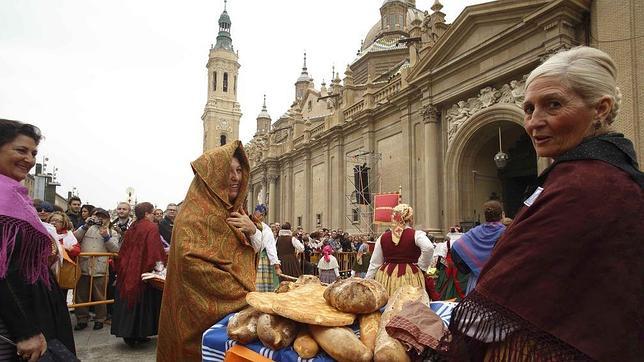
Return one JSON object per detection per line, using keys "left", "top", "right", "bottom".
{"left": 308, "top": 100, "right": 312, "bottom": 111}
{"left": 213, "top": 72, "right": 217, "bottom": 91}
{"left": 223, "top": 72, "right": 228, "bottom": 92}
{"left": 234, "top": 75, "right": 237, "bottom": 95}
{"left": 297, "top": 216, "right": 302, "bottom": 227}
{"left": 316, "top": 213, "right": 321, "bottom": 226}
{"left": 220, "top": 134, "right": 227, "bottom": 146}
{"left": 352, "top": 208, "right": 360, "bottom": 223}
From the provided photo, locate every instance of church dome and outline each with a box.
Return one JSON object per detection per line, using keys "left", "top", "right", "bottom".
{"left": 361, "top": 6, "right": 425, "bottom": 51}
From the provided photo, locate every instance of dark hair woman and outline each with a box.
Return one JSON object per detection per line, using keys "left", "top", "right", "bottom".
{"left": 79, "top": 204, "right": 95, "bottom": 228}
{"left": 111, "top": 202, "right": 166, "bottom": 347}
{"left": 446, "top": 46, "right": 643, "bottom": 361}
{"left": 0, "top": 119, "right": 76, "bottom": 361}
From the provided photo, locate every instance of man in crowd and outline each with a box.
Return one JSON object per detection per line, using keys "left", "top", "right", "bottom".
{"left": 327, "top": 229, "right": 341, "bottom": 251}
{"left": 66, "top": 196, "right": 83, "bottom": 229}
{"left": 158, "top": 203, "right": 177, "bottom": 244}
{"left": 158, "top": 141, "right": 264, "bottom": 361}
{"left": 110, "top": 202, "right": 132, "bottom": 241}
{"left": 153, "top": 208, "right": 164, "bottom": 224}
{"left": 73, "top": 208, "right": 120, "bottom": 331}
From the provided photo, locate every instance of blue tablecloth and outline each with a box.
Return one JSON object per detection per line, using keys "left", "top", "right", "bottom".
{"left": 201, "top": 301, "right": 457, "bottom": 362}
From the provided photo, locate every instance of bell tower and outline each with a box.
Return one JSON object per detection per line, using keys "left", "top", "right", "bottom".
{"left": 202, "top": 0, "right": 242, "bottom": 151}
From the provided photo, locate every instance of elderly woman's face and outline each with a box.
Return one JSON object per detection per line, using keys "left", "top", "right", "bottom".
{"left": 0, "top": 135, "right": 38, "bottom": 182}
{"left": 523, "top": 76, "right": 596, "bottom": 158}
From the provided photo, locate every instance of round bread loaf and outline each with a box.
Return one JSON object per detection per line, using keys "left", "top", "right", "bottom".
{"left": 323, "top": 277, "right": 388, "bottom": 314}
{"left": 227, "top": 306, "right": 262, "bottom": 344}
{"left": 256, "top": 313, "right": 299, "bottom": 350}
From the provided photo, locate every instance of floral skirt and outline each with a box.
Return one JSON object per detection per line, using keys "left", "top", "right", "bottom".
{"left": 375, "top": 263, "right": 425, "bottom": 297}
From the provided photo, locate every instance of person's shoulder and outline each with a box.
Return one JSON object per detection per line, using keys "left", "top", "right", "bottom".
{"left": 549, "top": 160, "right": 638, "bottom": 193}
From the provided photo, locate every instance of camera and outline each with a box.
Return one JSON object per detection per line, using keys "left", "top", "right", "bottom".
{"left": 86, "top": 217, "right": 102, "bottom": 227}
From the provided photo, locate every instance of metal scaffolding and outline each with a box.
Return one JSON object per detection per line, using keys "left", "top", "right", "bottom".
{"left": 344, "top": 150, "right": 382, "bottom": 235}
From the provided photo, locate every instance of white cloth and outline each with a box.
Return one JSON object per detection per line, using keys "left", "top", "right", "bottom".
{"left": 365, "top": 227, "right": 434, "bottom": 279}
{"left": 57, "top": 230, "right": 79, "bottom": 250}
{"left": 249, "top": 228, "right": 263, "bottom": 253}
{"left": 317, "top": 255, "right": 340, "bottom": 277}
{"left": 258, "top": 221, "right": 280, "bottom": 265}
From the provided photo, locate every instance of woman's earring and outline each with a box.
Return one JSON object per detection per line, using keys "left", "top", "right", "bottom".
{"left": 593, "top": 119, "right": 602, "bottom": 130}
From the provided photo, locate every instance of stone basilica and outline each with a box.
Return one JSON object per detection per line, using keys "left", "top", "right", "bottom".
{"left": 216, "top": 0, "right": 642, "bottom": 234}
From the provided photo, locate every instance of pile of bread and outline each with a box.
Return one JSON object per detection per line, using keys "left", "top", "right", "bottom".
{"left": 227, "top": 275, "right": 429, "bottom": 362}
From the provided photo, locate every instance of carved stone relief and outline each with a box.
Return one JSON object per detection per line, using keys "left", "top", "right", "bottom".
{"left": 445, "top": 75, "right": 527, "bottom": 146}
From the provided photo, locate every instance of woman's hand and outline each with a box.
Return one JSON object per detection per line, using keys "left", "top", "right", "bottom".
{"left": 16, "top": 333, "right": 47, "bottom": 362}
{"left": 226, "top": 212, "right": 257, "bottom": 237}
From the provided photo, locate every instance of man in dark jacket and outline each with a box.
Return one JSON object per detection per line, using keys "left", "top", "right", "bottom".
{"left": 158, "top": 203, "right": 177, "bottom": 244}
{"left": 66, "top": 196, "right": 83, "bottom": 229}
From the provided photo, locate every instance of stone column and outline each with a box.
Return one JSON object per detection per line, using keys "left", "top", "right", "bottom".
{"left": 303, "top": 150, "right": 312, "bottom": 231}
{"left": 400, "top": 106, "right": 412, "bottom": 204}
{"left": 423, "top": 105, "right": 442, "bottom": 233}
{"left": 268, "top": 175, "right": 278, "bottom": 223}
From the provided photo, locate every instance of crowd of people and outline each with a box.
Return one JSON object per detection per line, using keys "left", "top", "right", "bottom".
{"left": 0, "top": 45, "right": 641, "bottom": 361}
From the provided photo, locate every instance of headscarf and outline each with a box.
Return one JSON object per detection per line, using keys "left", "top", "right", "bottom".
{"left": 0, "top": 173, "right": 52, "bottom": 287}
{"left": 158, "top": 140, "right": 257, "bottom": 361}
{"left": 323, "top": 244, "right": 333, "bottom": 263}
{"left": 391, "top": 203, "right": 413, "bottom": 245}
{"left": 116, "top": 218, "right": 165, "bottom": 309}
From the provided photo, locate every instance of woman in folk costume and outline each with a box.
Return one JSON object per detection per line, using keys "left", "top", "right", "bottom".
{"left": 275, "top": 222, "right": 305, "bottom": 277}
{"left": 366, "top": 204, "right": 434, "bottom": 297}
{"left": 0, "top": 119, "right": 75, "bottom": 361}
{"left": 253, "top": 204, "right": 282, "bottom": 292}
{"left": 446, "top": 47, "right": 643, "bottom": 361}
{"left": 157, "top": 141, "right": 265, "bottom": 362}
{"left": 317, "top": 245, "right": 340, "bottom": 284}
{"left": 111, "top": 202, "right": 166, "bottom": 347}
{"left": 450, "top": 200, "right": 505, "bottom": 295}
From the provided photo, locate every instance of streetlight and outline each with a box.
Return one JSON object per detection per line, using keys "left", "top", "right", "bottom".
{"left": 494, "top": 127, "right": 509, "bottom": 169}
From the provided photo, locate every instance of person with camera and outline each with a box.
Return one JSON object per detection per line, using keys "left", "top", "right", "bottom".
{"left": 73, "top": 208, "right": 120, "bottom": 331}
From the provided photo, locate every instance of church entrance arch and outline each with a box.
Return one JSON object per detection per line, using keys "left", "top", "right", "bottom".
{"left": 444, "top": 104, "right": 537, "bottom": 230}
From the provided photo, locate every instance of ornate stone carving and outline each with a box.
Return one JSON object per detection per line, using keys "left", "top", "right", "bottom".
{"left": 445, "top": 76, "right": 527, "bottom": 146}
{"left": 421, "top": 104, "right": 440, "bottom": 123}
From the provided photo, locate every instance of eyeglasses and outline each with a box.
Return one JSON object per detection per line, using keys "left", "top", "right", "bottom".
{"left": 50, "top": 220, "right": 63, "bottom": 224}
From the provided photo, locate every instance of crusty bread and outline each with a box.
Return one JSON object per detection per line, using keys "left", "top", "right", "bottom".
{"left": 309, "top": 325, "right": 372, "bottom": 362}
{"left": 256, "top": 313, "right": 298, "bottom": 350}
{"left": 293, "top": 330, "right": 319, "bottom": 358}
{"left": 323, "top": 277, "right": 388, "bottom": 314}
{"left": 227, "top": 306, "right": 262, "bottom": 344}
{"left": 359, "top": 311, "right": 381, "bottom": 352}
{"left": 374, "top": 285, "right": 429, "bottom": 362}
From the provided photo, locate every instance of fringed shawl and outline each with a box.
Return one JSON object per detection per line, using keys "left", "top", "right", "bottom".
{"left": 0, "top": 174, "right": 52, "bottom": 287}
{"left": 446, "top": 135, "right": 643, "bottom": 361}
{"left": 451, "top": 222, "right": 505, "bottom": 277}
{"left": 116, "top": 219, "right": 165, "bottom": 309}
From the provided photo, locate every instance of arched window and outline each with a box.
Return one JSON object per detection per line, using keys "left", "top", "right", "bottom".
{"left": 213, "top": 72, "right": 217, "bottom": 91}
{"left": 223, "top": 72, "right": 228, "bottom": 92}
{"left": 220, "top": 134, "right": 227, "bottom": 146}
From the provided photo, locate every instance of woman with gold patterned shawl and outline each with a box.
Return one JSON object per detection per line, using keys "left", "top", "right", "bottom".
{"left": 157, "top": 141, "right": 264, "bottom": 361}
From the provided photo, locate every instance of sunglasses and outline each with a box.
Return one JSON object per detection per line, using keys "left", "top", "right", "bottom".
{"left": 35, "top": 207, "right": 49, "bottom": 212}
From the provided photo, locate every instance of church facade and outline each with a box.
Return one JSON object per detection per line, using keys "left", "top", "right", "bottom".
{"left": 244, "top": 0, "right": 643, "bottom": 234}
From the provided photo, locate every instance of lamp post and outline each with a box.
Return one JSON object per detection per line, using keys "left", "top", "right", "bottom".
{"left": 494, "top": 127, "right": 509, "bottom": 169}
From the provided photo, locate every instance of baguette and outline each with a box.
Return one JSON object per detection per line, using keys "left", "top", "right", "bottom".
{"left": 293, "top": 330, "right": 319, "bottom": 358}
{"left": 359, "top": 311, "right": 381, "bottom": 352}
{"left": 309, "top": 325, "right": 372, "bottom": 362}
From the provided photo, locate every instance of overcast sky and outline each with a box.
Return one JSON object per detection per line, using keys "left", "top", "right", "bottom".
{"left": 0, "top": 0, "right": 488, "bottom": 210}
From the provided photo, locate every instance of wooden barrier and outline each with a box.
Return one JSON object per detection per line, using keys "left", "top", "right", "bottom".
{"left": 67, "top": 252, "right": 118, "bottom": 309}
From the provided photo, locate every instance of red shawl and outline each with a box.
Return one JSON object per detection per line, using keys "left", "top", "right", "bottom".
{"left": 448, "top": 160, "right": 643, "bottom": 361}
{"left": 116, "top": 219, "right": 165, "bottom": 308}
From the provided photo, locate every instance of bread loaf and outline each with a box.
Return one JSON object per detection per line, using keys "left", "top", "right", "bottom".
{"left": 256, "top": 313, "right": 299, "bottom": 350}
{"left": 309, "top": 325, "right": 372, "bottom": 362}
{"left": 323, "top": 277, "right": 388, "bottom": 314}
{"left": 359, "top": 311, "right": 381, "bottom": 352}
{"left": 293, "top": 330, "right": 319, "bottom": 358}
{"left": 275, "top": 281, "right": 295, "bottom": 293}
{"left": 227, "top": 306, "right": 262, "bottom": 344}
{"left": 374, "top": 285, "right": 429, "bottom": 362}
